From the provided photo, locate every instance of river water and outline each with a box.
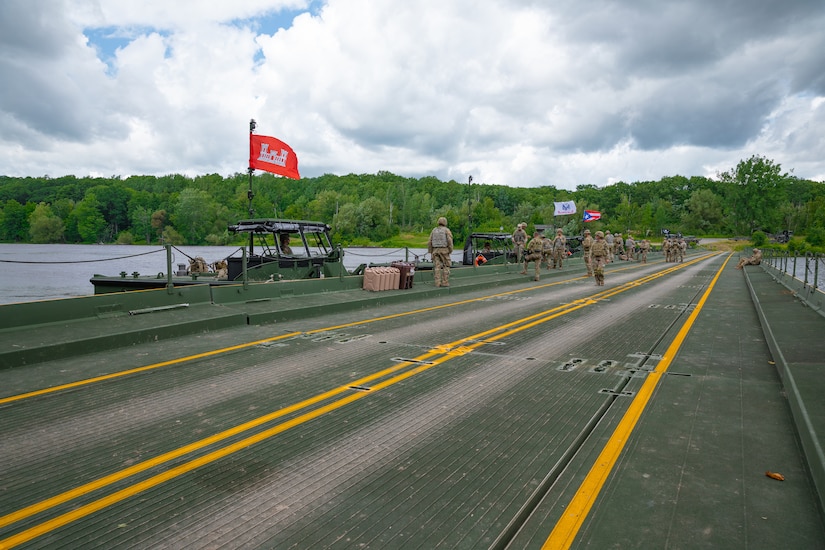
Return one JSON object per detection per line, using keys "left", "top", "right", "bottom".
{"left": 0, "top": 244, "right": 446, "bottom": 305}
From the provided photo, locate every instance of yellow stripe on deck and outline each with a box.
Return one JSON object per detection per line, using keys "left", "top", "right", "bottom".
{"left": 542, "top": 253, "right": 732, "bottom": 549}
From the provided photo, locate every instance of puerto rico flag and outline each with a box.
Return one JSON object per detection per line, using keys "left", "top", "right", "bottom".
{"left": 582, "top": 210, "right": 601, "bottom": 222}
{"left": 249, "top": 134, "right": 300, "bottom": 179}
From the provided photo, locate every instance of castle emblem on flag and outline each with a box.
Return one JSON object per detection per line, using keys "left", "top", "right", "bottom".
{"left": 257, "top": 144, "right": 289, "bottom": 167}
{"left": 249, "top": 133, "right": 301, "bottom": 179}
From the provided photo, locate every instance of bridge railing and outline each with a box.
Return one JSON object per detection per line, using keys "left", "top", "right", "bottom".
{"left": 761, "top": 250, "right": 825, "bottom": 316}
{"left": 763, "top": 250, "right": 823, "bottom": 292}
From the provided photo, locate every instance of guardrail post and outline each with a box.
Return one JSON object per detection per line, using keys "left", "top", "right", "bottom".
{"left": 804, "top": 253, "right": 811, "bottom": 288}
{"left": 242, "top": 247, "right": 248, "bottom": 290}
{"left": 166, "top": 244, "right": 174, "bottom": 294}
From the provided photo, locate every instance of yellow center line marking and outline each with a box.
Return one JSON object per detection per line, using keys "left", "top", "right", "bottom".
{"left": 0, "top": 253, "right": 719, "bottom": 548}
{"left": 542, "top": 253, "right": 731, "bottom": 549}
{"left": 0, "top": 332, "right": 302, "bottom": 406}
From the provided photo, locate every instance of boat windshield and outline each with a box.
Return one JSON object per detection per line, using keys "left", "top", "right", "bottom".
{"left": 229, "top": 219, "right": 334, "bottom": 258}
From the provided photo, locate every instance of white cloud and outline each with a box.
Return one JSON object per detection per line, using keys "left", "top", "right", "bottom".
{"left": 1, "top": 0, "right": 823, "bottom": 187}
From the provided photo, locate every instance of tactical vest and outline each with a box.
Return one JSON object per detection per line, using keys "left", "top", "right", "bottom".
{"left": 591, "top": 240, "right": 608, "bottom": 257}
{"left": 430, "top": 226, "right": 449, "bottom": 248}
{"left": 553, "top": 236, "right": 566, "bottom": 250}
{"left": 542, "top": 238, "right": 553, "bottom": 252}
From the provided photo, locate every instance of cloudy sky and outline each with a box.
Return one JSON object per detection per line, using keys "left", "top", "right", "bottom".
{"left": 1, "top": 0, "right": 824, "bottom": 189}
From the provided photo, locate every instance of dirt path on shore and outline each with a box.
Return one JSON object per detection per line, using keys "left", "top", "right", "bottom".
{"left": 697, "top": 238, "right": 744, "bottom": 252}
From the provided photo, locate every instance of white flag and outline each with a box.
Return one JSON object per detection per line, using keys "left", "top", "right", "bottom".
{"left": 554, "top": 200, "right": 576, "bottom": 216}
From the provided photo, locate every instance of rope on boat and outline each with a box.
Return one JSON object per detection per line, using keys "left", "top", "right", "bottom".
{"left": 0, "top": 249, "right": 164, "bottom": 264}
{"left": 344, "top": 247, "right": 424, "bottom": 262}
{"left": 344, "top": 247, "right": 407, "bottom": 257}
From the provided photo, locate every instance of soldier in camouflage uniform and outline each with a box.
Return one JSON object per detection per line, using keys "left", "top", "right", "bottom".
{"left": 512, "top": 223, "right": 527, "bottom": 263}
{"left": 591, "top": 230, "right": 609, "bottom": 285}
{"left": 582, "top": 228, "right": 594, "bottom": 276}
{"left": 428, "top": 216, "right": 454, "bottom": 287}
{"left": 677, "top": 237, "right": 686, "bottom": 262}
{"left": 552, "top": 228, "right": 566, "bottom": 268}
{"left": 605, "top": 230, "right": 614, "bottom": 262}
{"left": 736, "top": 248, "right": 762, "bottom": 268}
{"left": 624, "top": 235, "right": 635, "bottom": 260}
{"left": 542, "top": 231, "right": 553, "bottom": 269}
{"left": 639, "top": 238, "right": 650, "bottom": 263}
{"left": 662, "top": 238, "right": 672, "bottom": 262}
{"left": 614, "top": 232, "right": 625, "bottom": 260}
{"left": 520, "top": 230, "right": 544, "bottom": 281}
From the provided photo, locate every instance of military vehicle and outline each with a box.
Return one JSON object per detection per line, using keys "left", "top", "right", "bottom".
{"left": 462, "top": 232, "right": 516, "bottom": 265}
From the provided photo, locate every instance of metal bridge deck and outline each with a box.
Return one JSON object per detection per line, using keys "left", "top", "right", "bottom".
{"left": 1, "top": 253, "right": 824, "bottom": 549}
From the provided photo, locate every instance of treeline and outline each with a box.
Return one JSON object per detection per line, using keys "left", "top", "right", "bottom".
{"left": 1, "top": 155, "right": 824, "bottom": 247}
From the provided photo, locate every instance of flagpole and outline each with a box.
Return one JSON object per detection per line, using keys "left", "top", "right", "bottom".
{"left": 467, "top": 175, "right": 473, "bottom": 236}
{"left": 248, "top": 119, "right": 256, "bottom": 217}
{"left": 247, "top": 118, "right": 256, "bottom": 254}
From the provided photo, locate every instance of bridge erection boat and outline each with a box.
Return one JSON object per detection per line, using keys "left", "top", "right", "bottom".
{"left": 90, "top": 219, "right": 347, "bottom": 294}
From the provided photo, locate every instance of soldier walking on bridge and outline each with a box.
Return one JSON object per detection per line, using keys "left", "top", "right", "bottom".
{"left": 605, "top": 230, "right": 614, "bottom": 262}
{"left": 614, "top": 232, "right": 625, "bottom": 260}
{"left": 582, "top": 229, "right": 594, "bottom": 276}
{"left": 639, "top": 238, "right": 650, "bottom": 263}
{"left": 428, "top": 216, "right": 454, "bottom": 287}
{"left": 625, "top": 235, "right": 636, "bottom": 260}
{"left": 591, "top": 231, "right": 608, "bottom": 285}
{"left": 520, "top": 230, "right": 544, "bottom": 281}
{"left": 512, "top": 223, "right": 527, "bottom": 263}
{"left": 542, "top": 231, "right": 553, "bottom": 270}
{"left": 552, "top": 228, "right": 566, "bottom": 269}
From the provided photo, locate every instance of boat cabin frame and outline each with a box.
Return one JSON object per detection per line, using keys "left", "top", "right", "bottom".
{"left": 226, "top": 219, "right": 344, "bottom": 281}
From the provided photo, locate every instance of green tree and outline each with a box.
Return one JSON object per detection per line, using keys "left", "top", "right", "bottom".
{"left": 282, "top": 195, "right": 308, "bottom": 219}
{"left": 719, "top": 155, "right": 788, "bottom": 234}
{"left": 72, "top": 194, "right": 107, "bottom": 243}
{"left": 173, "top": 188, "right": 218, "bottom": 244}
{"left": 356, "top": 196, "right": 395, "bottom": 240}
{"left": 471, "top": 196, "right": 505, "bottom": 231}
{"left": 151, "top": 210, "right": 169, "bottom": 243}
{"left": 512, "top": 202, "right": 537, "bottom": 230}
{"left": 161, "top": 226, "right": 185, "bottom": 245}
{"left": 406, "top": 191, "right": 435, "bottom": 232}
{"left": 51, "top": 198, "right": 74, "bottom": 221}
{"left": 681, "top": 189, "right": 723, "bottom": 234}
{"left": 88, "top": 183, "right": 132, "bottom": 236}
{"left": 615, "top": 194, "right": 642, "bottom": 234}
{"left": 651, "top": 199, "right": 676, "bottom": 236}
{"left": 307, "top": 190, "right": 343, "bottom": 222}
{"left": 130, "top": 206, "right": 154, "bottom": 244}
{"left": 28, "top": 202, "right": 65, "bottom": 243}
{"left": 332, "top": 202, "right": 358, "bottom": 242}
{"left": 0, "top": 199, "right": 29, "bottom": 241}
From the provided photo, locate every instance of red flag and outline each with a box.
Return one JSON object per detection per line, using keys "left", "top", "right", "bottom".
{"left": 249, "top": 134, "right": 300, "bottom": 179}
{"left": 582, "top": 210, "right": 601, "bottom": 222}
